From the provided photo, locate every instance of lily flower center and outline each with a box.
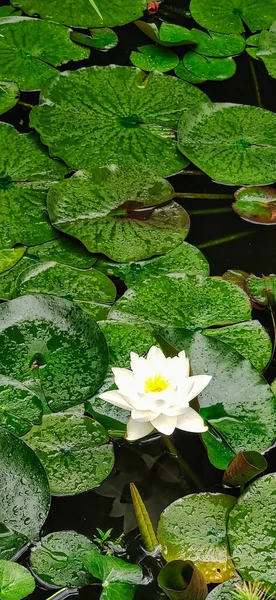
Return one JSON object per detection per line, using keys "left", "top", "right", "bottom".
{"left": 144, "top": 374, "right": 169, "bottom": 394}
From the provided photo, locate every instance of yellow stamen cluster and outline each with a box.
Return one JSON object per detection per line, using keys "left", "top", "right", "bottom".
{"left": 144, "top": 374, "right": 169, "bottom": 393}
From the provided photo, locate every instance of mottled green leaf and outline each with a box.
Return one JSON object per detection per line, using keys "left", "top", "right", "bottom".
{"left": 30, "top": 66, "right": 210, "bottom": 177}
{"left": 0, "top": 560, "right": 35, "bottom": 600}
{"left": 47, "top": 167, "right": 189, "bottom": 262}
{"left": 83, "top": 551, "right": 143, "bottom": 600}
{"left": 0, "top": 524, "right": 28, "bottom": 561}
{"left": 190, "top": 0, "right": 276, "bottom": 33}
{"left": 183, "top": 52, "right": 236, "bottom": 81}
{"left": 0, "top": 16, "right": 89, "bottom": 91}
{"left": 246, "top": 274, "right": 276, "bottom": 306}
{"left": 178, "top": 103, "right": 276, "bottom": 185}
{"left": 23, "top": 413, "right": 114, "bottom": 495}
{"left": 233, "top": 185, "right": 276, "bottom": 224}
{"left": 26, "top": 237, "right": 96, "bottom": 268}
{"left": 157, "top": 493, "right": 237, "bottom": 583}
{"left": 0, "top": 81, "right": 18, "bottom": 115}
{"left": 0, "top": 246, "right": 25, "bottom": 275}
{"left": 0, "top": 376, "right": 42, "bottom": 436}
{"left": 135, "top": 20, "right": 195, "bottom": 46}
{"left": 256, "top": 28, "right": 276, "bottom": 78}
{"left": 189, "top": 30, "right": 246, "bottom": 57}
{"left": 0, "top": 295, "right": 108, "bottom": 411}
{"left": 130, "top": 44, "right": 179, "bottom": 72}
{"left": 0, "top": 123, "right": 67, "bottom": 250}
{"left": 30, "top": 531, "right": 97, "bottom": 587}
{"left": 0, "top": 6, "right": 22, "bottom": 17}
{"left": 71, "top": 28, "right": 118, "bottom": 51}
{"left": 228, "top": 473, "right": 276, "bottom": 591}
{"left": 0, "top": 427, "right": 50, "bottom": 540}
{"left": 75, "top": 302, "right": 110, "bottom": 321}
{"left": 206, "top": 579, "right": 242, "bottom": 600}
{"left": 12, "top": 0, "right": 147, "bottom": 28}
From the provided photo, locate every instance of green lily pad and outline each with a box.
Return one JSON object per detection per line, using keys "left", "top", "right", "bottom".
{"left": 228, "top": 473, "right": 276, "bottom": 591}
{"left": 0, "top": 295, "right": 108, "bottom": 412}
{"left": 23, "top": 413, "right": 114, "bottom": 495}
{"left": 135, "top": 20, "right": 196, "bottom": 46}
{"left": 0, "top": 524, "right": 28, "bottom": 561}
{"left": 190, "top": 0, "right": 276, "bottom": 33}
{"left": 30, "top": 531, "right": 97, "bottom": 587}
{"left": 0, "top": 427, "right": 50, "bottom": 540}
{"left": 11, "top": 0, "right": 147, "bottom": 28}
{"left": 0, "top": 257, "right": 35, "bottom": 300}
{"left": 160, "top": 330, "right": 276, "bottom": 469}
{"left": 30, "top": 66, "right": 211, "bottom": 177}
{"left": 0, "top": 16, "right": 89, "bottom": 91}
{"left": 0, "top": 123, "right": 67, "bottom": 251}
{"left": 0, "top": 6, "right": 22, "bottom": 17}
{"left": 206, "top": 578, "right": 242, "bottom": 600}
{"left": 75, "top": 302, "right": 110, "bottom": 321}
{"left": 83, "top": 551, "right": 143, "bottom": 600}
{"left": 178, "top": 103, "right": 276, "bottom": 185}
{"left": 246, "top": 274, "right": 276, "bottom": 305}
{"left": 47, "top": 167, "right": 190, "bottom": 262}
{"left": 26, "top": 237, "right": 96, "bottom": 268}
{"left": 109, "top": 274, "right": 251, "bottom": 328}
{"left": 183, "top": 53, "right": 236, "bottom": 81}
{"left": 190, "top": 30, "right": 246, "bottom": 57}
{"left": 0, "top": 246, "right": 25, "bottom": 275}
{"left": 254, "top": 28, "right": 276, "bottom": 78}
{"left": 130, "top": 44, "right": 179, "bottom": 72}
{"left": 204, "top": 320, "right": 272, "bottom": 371}
{"left": 175, "top": 61, "right": 206, "bottom": 83}
{"left": 157, "top": 493, "right": 237, "bottom": 583}
{"left": 0, "top": 376, "right": 43, "bottom": 436}
{"left": 71, "top": 28, "right": 118, "bottom": 51}
{"left": 0, "top": 560, "right": 35, "bottom": 600}
{"left": 96, "top": 241, "right": 210, "bottom": 286}
{"left": 233, "top": 185, "right": 276, "bottom": 224}
{"left": 0, "top": 81, "right": 19, "bottom": 115}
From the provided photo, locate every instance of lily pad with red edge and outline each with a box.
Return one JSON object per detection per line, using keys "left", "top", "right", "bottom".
{"left": 233, "top": 186, "right": 276, "bottom": 224}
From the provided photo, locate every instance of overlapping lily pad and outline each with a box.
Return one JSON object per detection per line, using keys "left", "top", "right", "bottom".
{"left": 0, "top": 376, "right": 42, "bottom": 436}
{"left": 30, "top": 66, "right": 211, "bottom": 177}
{"left": 83, "top": 551, "right": 143, "bottom": 600}
{"left": 26, "top": 237, "right": 96, "bottom": 268}
{"left": 178, "top": 103, "right": 276, "bottom": 185}
{"left": 0, "top": 295, "right": 108, "bottom": 411}
{"left": 233, "top": 185, "right": 276, "bottom": 224}
{"left": 0, "top": 246, "right": 25, "bottom": 275}
{"left": 0, "top": 123, "right": 67, "bottom": 250}
{"left": 0, "top": 560, "right": 35, "bottom": 600}
{"left": 23, "top": 414, "right": 115, "bottom": 495}
{"left": 135, "top": 20, "right": 195, "bottom": 46}
{"left": 0, "top": 6, "right": 22, "bottom": 17}
{"left": 0, "top": 81, "right": 19, "bottom": 115}
{"left": 246, "top": 274, "right": 276, "bottom": 305}
{"left": 190, "top": 0, "right": 276, "bottom": 33}
{"left": 183, "top": 53, "right": 236, "bottom": 81}
{"left": 0, "top": 525, "right": 28, "bottom": 561}
{"left": 0, "top": 17, "right": 89, "bottom": 91}
{"left": 71, "top": 28, "right": 118, "bottom": 51}
{"left": 47, "top": 167, "right": 190, "bottom": 262}
{"left": 11, "top": 0, "right": 147, "bottom": 28}
{"left": 189, "top": 30, "right": 246, "bottom": 57}
{"left": 130, "top": 45, "right": 179, "bottom": 72}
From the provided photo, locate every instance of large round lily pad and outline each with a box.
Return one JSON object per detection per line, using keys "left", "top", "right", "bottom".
{"left": 30, "top": 531, "right": 97, "bottom": 588}
{"left": 47, "top": 167, "right": 189, "bottom": 262}
{"left": 11, "top": 0, "right": 147, "bottom": 28}
{"left": 0, "top": 376, "right": 42, "bottom": 436}
{"left": 190, "top": 0, "right": 276, "bottom": 33}
{"left": 0, "top": 16, "right": 89, "bottom": 91}
{"left": 30, "top": 66, "right": 211, "bottom": 177}
{"left": 23, "top": 414, "right": 115, "bottom": 495}
{"left": 228, "top": 473, "right": 276, "bottom": 591}
{"left": 0, "top": 123, "right": 67, "bottom": 251}
{"left": 157, "top": 493, "right": 237, "bottom": 583}
{"left": 0, "top": 81, "right": 18, "bottom": 115}
{"left": 0, "top": 427, "right": 50, "bottom": 540}
{"left": 178, "top": 103, "right": 276, "bottom": 186}
{"left": 0, "top": 295, "right": 108, "bottom": 411}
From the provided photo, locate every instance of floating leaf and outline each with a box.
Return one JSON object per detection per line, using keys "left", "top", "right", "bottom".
{"left": 189, "top": 30, "right": 246, "bottom": 57}
{"left": 109, "top": 274, "right": 251, "bottom": 328}
{"left": 158, "top": 560, "right": 208, "bottom": 600}
{"left": 233, "top": 186, "right": 276, "bottom": 224}
{"left": 0, "top": 123, "right": 67, "bottom": 250}
{"left": 246, "top": 274, "right": 276, "bottom": 306}
{"left": 0, "top": 295, "right": 108, "bottom": 412}
{"left": 71, "top": 28, "right": 118, "bottom": 51}
{"left": 83, "top": 551, "right": 143, "bottom": 600}
{"left": 255, "top": 28, "right": 276, "bottom": 78}
{"left": 96, "top": 242, "right": 209, "bottom": 286}
{"left": 23, "top": 413, "right": 114, "bottom": 495}
{"left": 0, "top": 17, "right": 89, "bottom": 91}
{"left": 157, "top": 493, "right": 237, "bottom": 583}
{"left": 0, "top": 81, "right": 19, "bottom": 115}
{"left": 0, "top": 246, "right": 25, "bottom": 275}
{"left": 223, "top": 451, "right": 267, "bottom": 487}
{"left": 75, "top": 302, "right": 110, "bottom": 321}
{"left": 206, "top": 579, "right": 242, "bottom": 600}
{"left": 0, "top": 6, "right": 22, "bottom": 17}
{"left": 135, "top": 20, "right": 195, "bottom": 46}
{"left": 0, "top": 560, "right": 35, "bottom": 600}
{"left": 178, "top": 103, "right": 276, "bottom": 186}
{"left": 130, "top": 483, "right": 158, "bottom": 551}
{"left": 26, "top": 237, "right": 96, "bottom": 268}
{"left": 0, "top": 376, "right": 42, "bottom": 436}
{"left": 190, "top": 0, "right": 276, "bottom": 33}
{"left": 30, "top": 66, "right": 210, "bottom": 177}
{"left": 11, "top": 0, "right": 147, "bottom": 28}
{"left": 204, "top": 320, "right": 272, "bottom": 371}
{"left": 47, "top": 167, "right": 189, "bottom": 262}
{"left": 228, "top": 473, "right": 276, "bottom": 591}
{"left": 0, "top": 427, "right": 50, "bottom": 541}
{"left": 130, "top": 44, "right": 179, "bottom": 72}
{"left": 183, "top": 53, "right": 236, "bottom": 81}
{"left": 0, "top": 524, "right": 28, "bottom": 561}
{"left": 30, "top": 531, "right": 97, "bottom": 587}
{"left": 175, "top": 62, "right": 206, "bottom": 83}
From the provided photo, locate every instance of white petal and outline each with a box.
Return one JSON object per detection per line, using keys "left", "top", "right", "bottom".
{"left": 168, "top": 353, "right": 190, "bottom": 381}
{"left": 131, "top": 409, "right": 158, "bottom": 422}
{"left": 176, "top": 408, "right": 208, "bottom": 433}
{"left": 185, "top": 375, "right": 212, "bottom": 403}
{"left": 150, "top": 414, "right": 177, "bottom": 435}
{"left": 112, "top": 367, "right": 136, "bottom": 389}
{"left": 174, "top": 379, "right": 195, "bottom": 406}
{"left": 147, "top": 346, "right": 166, "bottom": 362}
{"left": 99, "top": 390, "right": 131, "bottom": 410}
{"left": 162, "top": 404, "right": 191, "bottom": 417}
{"left": 126, "top": 418, "right": 154, "bottom": 441}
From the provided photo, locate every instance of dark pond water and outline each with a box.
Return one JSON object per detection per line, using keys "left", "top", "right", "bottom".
{"left": 2, "top": 0, "right": 276, "bottom": 598}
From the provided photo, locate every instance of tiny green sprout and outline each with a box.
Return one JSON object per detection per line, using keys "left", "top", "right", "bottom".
{"left": 232, "top": 582, "right": 273, "bottom": 600}
{"left": 93, "top": 528, "right": 124, "bottom": 555}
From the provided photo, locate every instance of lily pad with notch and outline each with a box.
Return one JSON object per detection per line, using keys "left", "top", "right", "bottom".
{"left": 130, "top": 44, "right": 179, "bottom": 72}
{"left": 188, "top": 30, "right": 246, "bottom": 57}
{"left": 190, "top": 0, "right": 276, "bottom": 33}
{"left": 175, "top": 61, "right": 206, "bottom": 84}
{"left": 206, "top": 578, "right": 242, "bottom": 600}
{"left": 183, "top": 52, "right": 236, "bottom": 81}
{"left": 135, "top": 20, "right": 196, "bottom": 46}
{"left": 0, "top": 376, "right": 43, "bottom": 436}
{"left": 245, "top": 274, "right": 276, "bottom": 306}
{"left": 23, "top": 413, "right": 115, "bottom": 495}
{"left": 233, "top": 185, "right": 276, "bottom": 224}
{"left": 25, "top": 237, "right": 96, "bottom": 269}
{"left": 30, "top": 66, "right": 211, "bottom": 177}
{"left": 0, "top": 81, "right": 19, "bottom": 115}
{"left": 178, "top": 103, "right": 276, "bottom": 185}
{"left": 47, "top": 167, "right": 190, "bottom": 262}
{"left": 0, "top": 560, "right": 35, "bottom": 600}
{"left": 71, "top": 28, "right": 118, "bottom": 51}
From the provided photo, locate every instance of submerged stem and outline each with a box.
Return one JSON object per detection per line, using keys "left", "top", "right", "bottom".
{"left": 46, "top": 588, "right": 78, "bottom": 600}
{"left": 18, "top": 100, "right": 34, "bottom": 109}
{"left": 198, "top": 230, "right": 256, "bottom": 249}
{"left": 162, "top": 435, "right": 204, "bottom": 492}
{"left": 173, "top": 192, "right": 233, "bottom": 200}
{"left": 189, "top": 208, "right": 233, "bottom": 215}
{"left": 248, "top": 56, "right": 262, "bottom": 108}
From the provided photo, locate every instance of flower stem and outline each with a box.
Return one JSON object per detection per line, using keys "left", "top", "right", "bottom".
{"left": 162, "top": 435, "right": 205, "bottom": 492}
{"left": 189, "top": 208, "right": 233, "bottom": 215}
{"left": 248, "top": 56, "right": 262, "bottom": 108}
{"left": 18, "top": 101, "right": 34, "bottom": 109}
{"left": 46, "top": 588, "right": 78, "bottom": 600}
{"left": 198, "top": 230, "right": 256, "bottom": 249}
{"left": 173, "top": 192, "right": 233, "bottom": 200}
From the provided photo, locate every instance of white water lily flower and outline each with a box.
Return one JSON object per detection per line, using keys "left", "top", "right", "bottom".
{"left": 99, "top": 346, "right": 212, "bottom": 441}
